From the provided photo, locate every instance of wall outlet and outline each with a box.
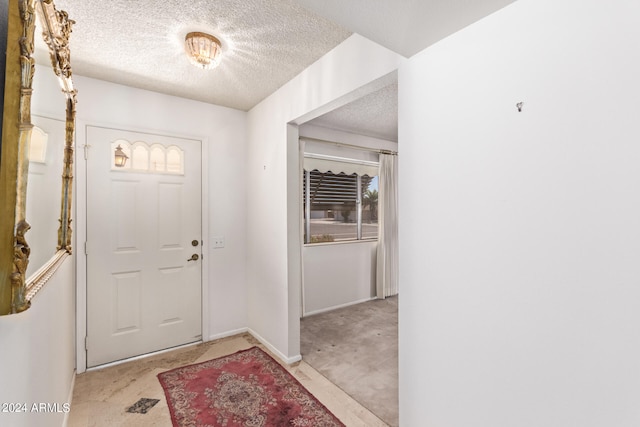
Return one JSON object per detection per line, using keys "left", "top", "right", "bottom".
{"left": 212, "top": 237, "right": 225, "bottom": 249}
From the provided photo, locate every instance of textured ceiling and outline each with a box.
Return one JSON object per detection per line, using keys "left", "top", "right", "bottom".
{"left": 308, "top": 82, "right": 398, "bottom": 141}
{"left": 52, "top": 0, "right": 351, "bottom": 111}
{"left": 41, "top": 0, "right": 519, "bottom": 140}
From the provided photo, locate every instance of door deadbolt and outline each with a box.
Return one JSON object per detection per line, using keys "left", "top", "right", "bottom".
{"left": 192, "top": 240, "right": 199, "bottom": 247}
{"left": 187, "top": 254, "right": 199, "bottom": 262}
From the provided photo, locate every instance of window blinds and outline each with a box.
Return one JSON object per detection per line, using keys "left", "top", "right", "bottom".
{"left": 303, "top": 153, "right": 379, "bottom": 177}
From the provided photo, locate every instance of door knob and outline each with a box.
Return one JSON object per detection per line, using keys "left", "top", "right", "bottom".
{"left": 187, "top": 254, "right": 199, "bottom": 262}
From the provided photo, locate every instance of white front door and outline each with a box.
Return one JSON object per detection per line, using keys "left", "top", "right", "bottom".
{"left": 86, "top": 126, "right": 202, "bottom": 367}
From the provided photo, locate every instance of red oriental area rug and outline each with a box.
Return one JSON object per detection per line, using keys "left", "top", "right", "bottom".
{"left": 157, "top": 346, "right": 345, "bottom": 427}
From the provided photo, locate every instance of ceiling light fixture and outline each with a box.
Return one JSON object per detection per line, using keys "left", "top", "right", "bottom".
{"left": 185, "top": 32, "right": 222, "bottom": 69}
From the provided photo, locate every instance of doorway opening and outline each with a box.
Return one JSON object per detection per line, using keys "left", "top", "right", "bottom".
{"left": 288, "top": 74, "right": 399, "bottom": 426}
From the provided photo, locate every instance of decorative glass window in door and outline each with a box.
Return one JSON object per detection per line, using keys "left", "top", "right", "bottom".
{"left": 110, "top": 139, "right": 184, "bottom": 175}
{"left": 29, "top": 126, "right": 48, "bottom": 163}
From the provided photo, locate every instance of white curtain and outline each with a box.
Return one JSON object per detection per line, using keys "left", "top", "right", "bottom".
{"left": 376, "top": 153, "right": 399, "bottom": 298}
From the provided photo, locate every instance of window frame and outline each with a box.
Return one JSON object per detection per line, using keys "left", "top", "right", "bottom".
{"left": 303, "top": 168, "right": 378, "bottom": 245}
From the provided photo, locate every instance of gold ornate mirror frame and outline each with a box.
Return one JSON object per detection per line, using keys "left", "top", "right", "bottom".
{"left": 0, "top": 0, "right": 76, "bottom": 315}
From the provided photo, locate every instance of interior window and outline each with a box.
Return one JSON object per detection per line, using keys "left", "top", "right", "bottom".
{"left": 303, "top": 169, "right": 378, "bottom": 244}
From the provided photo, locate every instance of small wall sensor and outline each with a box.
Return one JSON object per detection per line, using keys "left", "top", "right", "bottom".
{"left": 516, "top": 102, "right": 524, "bottom": 112}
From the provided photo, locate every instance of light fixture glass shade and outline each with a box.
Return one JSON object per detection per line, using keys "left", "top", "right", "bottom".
{"left": 185, "top": 32, "right": 222, "bottom": 69}
{"left": 114, "top": 144, "right": 128, "bottom": 167}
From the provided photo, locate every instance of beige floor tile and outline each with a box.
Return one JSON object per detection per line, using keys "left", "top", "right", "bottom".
{"left": 67, "top": 333, "right": 387, "bottom": 427}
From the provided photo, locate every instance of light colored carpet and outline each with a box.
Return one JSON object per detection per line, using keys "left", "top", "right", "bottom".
{"left": 301, "top": 297, "right": 398, "bottom": 427}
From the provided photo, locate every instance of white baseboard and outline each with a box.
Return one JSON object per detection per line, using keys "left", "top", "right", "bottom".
{"left": 303, "top": 296, "right": 376, "bottom": 317}
{"left": 207, "top": 327, "right": 249, "bottom": 342}
{"left": 248, "top": 328, "right": 302, "bottom": 365}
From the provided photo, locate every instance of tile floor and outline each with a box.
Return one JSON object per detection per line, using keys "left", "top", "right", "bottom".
{"left": 67, "top": 334, "right": 388, "bottom": 427}
{"left": 301, "top": 297, "right": 399, "bottom": 427}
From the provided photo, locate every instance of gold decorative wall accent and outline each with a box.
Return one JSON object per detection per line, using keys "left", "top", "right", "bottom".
{"left": 0, "top": 0, "right": 76, "bottom": 315}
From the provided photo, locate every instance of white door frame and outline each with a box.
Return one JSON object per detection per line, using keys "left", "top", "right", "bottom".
{"left": 74, "top": 120, "right": 210, "bottom": 373}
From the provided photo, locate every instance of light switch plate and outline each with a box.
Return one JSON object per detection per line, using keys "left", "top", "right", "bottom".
{"left": 212, "top": 237, "right": 225, "bottom": 248}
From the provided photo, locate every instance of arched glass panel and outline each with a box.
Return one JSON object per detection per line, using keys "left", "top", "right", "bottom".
{"left": 150, "top": 145, "right": 165, "bottom": 172}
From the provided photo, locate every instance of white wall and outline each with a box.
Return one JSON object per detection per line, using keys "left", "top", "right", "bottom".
{"left": 399, "top": 1, "right": 640, "bottom": 425}
{"left": 246, "top": 34, "right": 404, "bottom": 361}
{"left": 303, "top": 241, "right": 377, "bottom": 315}
{"left": 62, "top": 75, "right": 249, "bottom": 368}
{"left": 300, "top": 123, "right": 398, "bottom": 154}
{"left": 0, "top": 257, "right": 75, "bottom": 427}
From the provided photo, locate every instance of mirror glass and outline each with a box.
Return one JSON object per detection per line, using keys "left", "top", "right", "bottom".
{"left": 22, "top": 0, "right": 76, "bottom": 304}
{"left": 22, "top": 5, "right": 70, "bottom": 281}
{"left": 25, "top": 115, "right": 65, "bottom": 279}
